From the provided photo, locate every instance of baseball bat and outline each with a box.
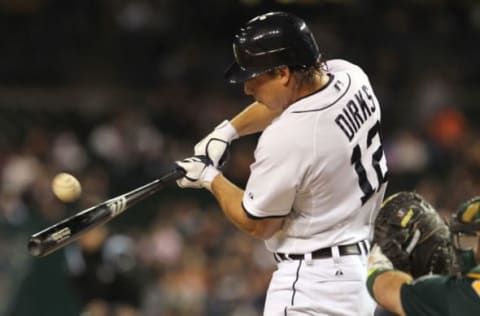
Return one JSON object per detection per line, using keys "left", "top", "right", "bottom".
{"left": 28, "top": 167, "right": 185, "bottom": 257}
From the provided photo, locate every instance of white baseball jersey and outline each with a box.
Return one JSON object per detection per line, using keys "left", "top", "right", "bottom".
{"left": 242, "top": 59, "right": 388, "bottom": 254}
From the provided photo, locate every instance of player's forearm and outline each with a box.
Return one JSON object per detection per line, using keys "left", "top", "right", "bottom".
{"left": 369, "top": 270, "right": 411, "bottom": 316}
{"left": 230, "top": 102, "right": 282, "bottom": 136}
{"left": 210, "top": 174, "right": 281, "bottom": 239}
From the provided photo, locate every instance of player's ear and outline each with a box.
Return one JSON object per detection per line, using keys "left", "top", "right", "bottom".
{"left": 276, "top": 66, "right": 291, "bottom": 85}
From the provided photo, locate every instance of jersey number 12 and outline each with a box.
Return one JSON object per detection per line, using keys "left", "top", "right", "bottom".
{"left": 350, "top": 121, "right": 388, "bottom": 205}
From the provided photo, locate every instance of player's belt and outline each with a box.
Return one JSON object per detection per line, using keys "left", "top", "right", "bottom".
{"left": 273, "top": 241, "right": 367, "bottom": 262}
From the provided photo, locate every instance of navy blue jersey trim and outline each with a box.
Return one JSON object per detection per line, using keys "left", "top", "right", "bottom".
{"left": 292, "top": 73, "right": 352, "bottom": 113}
{"left": 241, "top": 202, "right": 288, "bottom": 220}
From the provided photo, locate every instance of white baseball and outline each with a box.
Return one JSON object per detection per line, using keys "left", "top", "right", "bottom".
{"left": 52, "top": 173, "right": 82, "bottom": 202}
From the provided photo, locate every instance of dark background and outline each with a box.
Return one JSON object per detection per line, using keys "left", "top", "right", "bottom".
{"left": 0, "top": 0, "right": 479, "bottom": 315}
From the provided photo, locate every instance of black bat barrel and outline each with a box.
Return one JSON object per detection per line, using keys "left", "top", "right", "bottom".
{"left": 28, "top": 167, "right": 185, "bottom": 257}
{"left": 28, "top": 203, "right": 115, "bottom": 257}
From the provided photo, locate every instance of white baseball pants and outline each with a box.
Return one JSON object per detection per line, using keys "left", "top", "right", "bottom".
{"left": 264, "top": 249, "right": 375, "bottom": 316}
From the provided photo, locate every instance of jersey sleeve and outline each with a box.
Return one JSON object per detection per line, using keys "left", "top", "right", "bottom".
{"left": 400, "top": 276, "right": 448, "bottom": 315}
{"left": 242, "top": 132, "right": 303, "bottom": 219}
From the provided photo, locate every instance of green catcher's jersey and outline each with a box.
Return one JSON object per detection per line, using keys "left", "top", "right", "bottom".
{"left": 400, "top": 265, "right": 480, "bottom": 316}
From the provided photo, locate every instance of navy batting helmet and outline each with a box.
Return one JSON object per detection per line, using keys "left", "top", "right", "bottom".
{"left": 225, "top": 12, "right": 321, "bottom": 83}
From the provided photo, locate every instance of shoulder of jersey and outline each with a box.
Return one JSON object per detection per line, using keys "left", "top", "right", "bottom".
{"left": 260, "top": 117, "right": 298, "bottom": 147}
{"left": 326, "top": 59, "right": 366, "bottom": 76}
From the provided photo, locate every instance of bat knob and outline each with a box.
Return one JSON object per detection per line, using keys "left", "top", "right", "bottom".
{"left": 28, "top": 238, "right": 43, "bottom": 257}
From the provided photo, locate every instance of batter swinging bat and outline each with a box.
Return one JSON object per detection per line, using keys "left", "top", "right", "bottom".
{"left": 28, "top": 167, "right": 185, "bottom": 257}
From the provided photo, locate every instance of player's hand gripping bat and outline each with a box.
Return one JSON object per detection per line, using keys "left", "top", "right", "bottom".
{"left": 28, "top": 167, "right": 185, "bottom": 257}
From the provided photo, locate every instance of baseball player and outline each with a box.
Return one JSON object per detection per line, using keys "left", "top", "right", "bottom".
{"left": 176, "top": 12, "right": 388, "bottom": 315}
{"left": 367, "top": 196, "right": 480, "bottom": 316}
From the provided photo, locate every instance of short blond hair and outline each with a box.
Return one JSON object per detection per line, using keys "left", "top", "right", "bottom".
{"left": 291, "top": 62, "right": 324, "bottom": 87}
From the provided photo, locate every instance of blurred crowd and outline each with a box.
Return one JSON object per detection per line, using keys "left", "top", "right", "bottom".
{"left": 0, "top": 0, "right": 480, "bottom": 315}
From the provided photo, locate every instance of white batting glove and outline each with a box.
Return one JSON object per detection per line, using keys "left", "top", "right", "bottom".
{"left": 175, "top": 156, "right": 220, "bottom": 191}
{"left": 368, "top": 244, "right": 394, "bottom": 272}
{"left": 194, "top": 120, "right": 239, "bottom": 168}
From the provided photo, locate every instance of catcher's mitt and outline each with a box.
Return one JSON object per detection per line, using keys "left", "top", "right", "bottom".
{"left": 373, "top": 191, "right": 455, "bottom": 278}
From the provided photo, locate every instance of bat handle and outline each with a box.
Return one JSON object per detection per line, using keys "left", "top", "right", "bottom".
{"left": 127, "top": 167, "right": 185, "bottom": 202}
{"left": 160, "top": 166, "right": 186, "bottom": 183}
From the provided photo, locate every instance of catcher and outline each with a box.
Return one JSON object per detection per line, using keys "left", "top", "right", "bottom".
{"left": 368, "top": 192, "right": 480, "bottom": 316}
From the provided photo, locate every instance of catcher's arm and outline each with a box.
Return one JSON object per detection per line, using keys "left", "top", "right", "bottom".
{"left": 367, "top": 244, "right": 410, "bottom": 316}
{"left": 370, "top": 271, "right": 410, "bottom": 316}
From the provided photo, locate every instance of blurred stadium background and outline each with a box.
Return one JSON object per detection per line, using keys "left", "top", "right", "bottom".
{"left": 0, "top": 0, "right": 480, "bottom": 315}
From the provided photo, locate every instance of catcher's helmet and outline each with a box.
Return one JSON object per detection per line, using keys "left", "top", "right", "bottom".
{"left": 225, "top": 12, "right": 321, "bottom": 83}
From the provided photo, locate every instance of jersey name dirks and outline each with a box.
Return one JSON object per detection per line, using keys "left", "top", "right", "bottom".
{"left": 334, "top": 84, "right": 376, "bottom": 141}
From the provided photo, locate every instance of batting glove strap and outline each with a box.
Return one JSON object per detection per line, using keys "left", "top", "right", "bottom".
{"left": 201, "top": 165, "right": 220, "bottom": 192}
{"left": 214, "top": 120, "right": 239, "bottom": 141}
{"left": 194, "top": 120, "right": 238, "bottom": 167}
